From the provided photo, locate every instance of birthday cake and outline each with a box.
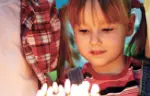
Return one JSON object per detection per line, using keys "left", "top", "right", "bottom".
{"left": 36, "top": 79, "right": 100, "bottom": 96}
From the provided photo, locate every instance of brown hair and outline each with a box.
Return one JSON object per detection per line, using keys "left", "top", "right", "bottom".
{"left": 57, "top": 6, "right": 77, "bottom": 80}
{"left": 126, "top": 0, "right": 147, "bottom": 58}
{"left": 67, "top": 0, "right": 131, "bottom": 28}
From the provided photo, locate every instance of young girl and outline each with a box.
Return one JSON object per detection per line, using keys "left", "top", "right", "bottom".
{"left": 58, "top": 0, "right": 148, "bottom": 95}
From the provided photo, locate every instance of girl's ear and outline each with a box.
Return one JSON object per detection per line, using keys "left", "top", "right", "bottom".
{"left": 126, "top": 14, "right": 136, "bottom": 36}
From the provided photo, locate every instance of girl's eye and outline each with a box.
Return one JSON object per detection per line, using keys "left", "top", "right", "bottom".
{"left": 102, "top": 28, "right": 114, "bottom": 32}
{"left": 79, "top": 29, "right": 88, "bottom": 33}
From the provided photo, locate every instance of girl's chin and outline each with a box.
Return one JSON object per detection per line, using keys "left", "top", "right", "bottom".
{"left": 89, "top": 58, "right": 106, "bottom": 63}
{"left": 90, "top": 61, "right": 107, "bottom": 67}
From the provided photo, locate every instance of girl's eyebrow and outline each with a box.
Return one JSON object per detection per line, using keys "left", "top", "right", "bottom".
{"left": 78, "top": 20, "right": 119, "bottom": 29}
{"left": 78, "top": 24, "right": 89, "bottom": 28}
{"left": 79, "top": 22, "right": 107, "bottom": 28}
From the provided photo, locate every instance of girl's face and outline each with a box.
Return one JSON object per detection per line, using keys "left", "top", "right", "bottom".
{"left": 73, "top": 0, "right": 134, "bottom": 73}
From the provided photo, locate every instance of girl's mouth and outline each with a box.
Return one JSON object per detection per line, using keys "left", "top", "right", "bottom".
{"left": 90, "top": 50, "right": 106, "bottom": 55}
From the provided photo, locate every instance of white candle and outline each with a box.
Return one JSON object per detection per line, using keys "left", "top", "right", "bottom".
{"left": 81, "top": 81, "right": 90, "bottom": 92}
{"left": 70, "top": 84, "right": 78, "bottom": 96}
{"left": 90, "top": 84, "right": 100, "bottom": 96}
{"left": 41, "top": 83, "right": 48, "bottom": 95}
{"left": 36, "top": 90, "right": 44, "bottom": 96}
{"left": 78, "top": 84, "right": 89, "bottom": 96}
{"left": 52, "top": 82, "right": 59, "bottom": 94}
{"left": 58, "top": 85, "right": 66, "bottom": 96}
{"left": 46, "top": 86, "right": 53, "bottom": 96}
{"left": 64, "top": 79, "right": 71, "bottom": 94}
{"left": 36, "top": 83, "right": 47, "bottom": 96}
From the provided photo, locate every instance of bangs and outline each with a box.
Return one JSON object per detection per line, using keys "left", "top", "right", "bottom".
{"left": 67, "top": 0, "right": 131, "bottom": 28}
{"left": 67, "top": 0, "right": 86, "bottom": 27}
{"left": 100, "top": 0, "right": 131, "bottom": 24}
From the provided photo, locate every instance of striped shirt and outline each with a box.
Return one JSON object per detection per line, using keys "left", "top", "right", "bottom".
{"left": 82, "top": 57, "right": 142, "bottom": 96}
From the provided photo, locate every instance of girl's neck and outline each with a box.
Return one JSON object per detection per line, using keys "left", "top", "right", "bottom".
{"left": 91, "top": 55, "right": 126, "bottom": 75}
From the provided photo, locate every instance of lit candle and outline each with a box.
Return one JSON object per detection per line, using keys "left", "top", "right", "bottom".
{"left": 36, "top": 83, "right": 47, "bottom": 96}
{"left": 70, "top": 84, "right": 78, "bottom": 96}
{"left": 78, "top": 84, "right": 89, "bottom": 96}
{"left": 90, "top": 84, "right": 100, "bottom": 96}
{"left": 46, "top": 86, "right": 53, "bottom": 96}
{"left": 64, "top": 79, "right": 71, "bottom": 95}
{"left": 41, "top": 83, "right": 48, "bottom": 95}
{"left": 58, "top": 85, "right": 65, "bottom": 96}
{"left": 52, "top": 82, "right": 59, "bottom": 94}
{"left": 81, "top": 81, "right": 90, "bottom": 92}
{"left": 36, "top": 90, "right": 44, "bottom": 96}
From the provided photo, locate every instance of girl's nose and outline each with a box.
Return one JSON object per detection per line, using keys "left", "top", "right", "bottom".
{"left": 90, "top": 32, "right": 102, "bottom": 46}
